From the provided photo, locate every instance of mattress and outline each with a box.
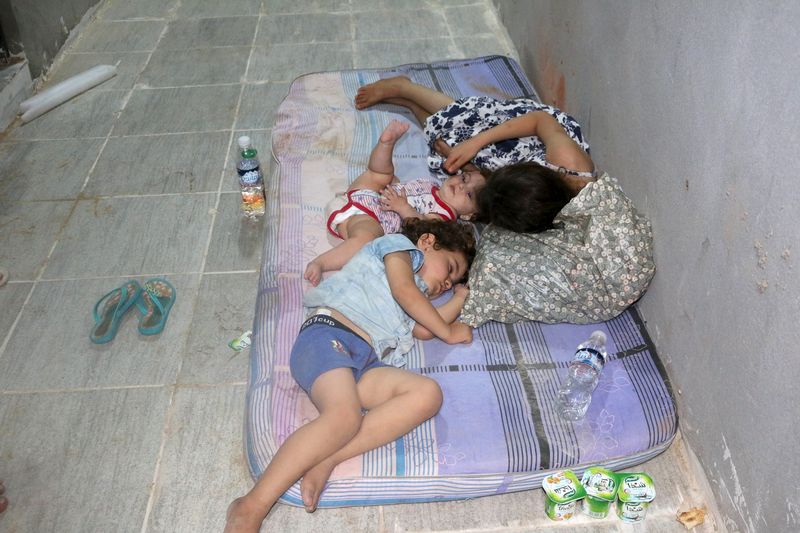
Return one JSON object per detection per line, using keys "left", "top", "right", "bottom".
{"left": 245, "top": 55, "right": 677, "bottom": 507}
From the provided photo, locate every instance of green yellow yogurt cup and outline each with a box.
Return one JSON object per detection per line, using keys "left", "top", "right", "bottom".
{"left": 542, "top": 470, "right": 586, "bottom": 521}
{"left": 616, "top": 472, "right": 656, "bottom": 523}
{"left": 580, "top": 467, "right": 619, "bottom": 518}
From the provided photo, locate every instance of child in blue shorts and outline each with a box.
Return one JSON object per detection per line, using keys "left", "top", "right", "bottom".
{"left": 226, "top": 218, "right": 476, "bottom": 532}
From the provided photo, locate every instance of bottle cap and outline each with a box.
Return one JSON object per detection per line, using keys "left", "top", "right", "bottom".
{"left": 589, "top": 330, "right": 606, "bottom": 345}
{"left": 237, "top": 135, "right": 252, "bottom": 149}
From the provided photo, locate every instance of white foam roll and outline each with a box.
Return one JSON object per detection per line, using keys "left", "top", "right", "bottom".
{"left": 19, "top": 64, "right": 117, "bottom": 123}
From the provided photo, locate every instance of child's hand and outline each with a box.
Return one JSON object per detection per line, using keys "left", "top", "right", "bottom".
{"left": 453, "top": 283, "right": 469, "bottom": 300}
{"left": 445, "top": 321, "right": 473, "bottom": 344}
{"left": 444, "top": 138, "right": 482, "bottom": 174}
{"left": 380, "top": 187, "right": 410, "bottom": 213}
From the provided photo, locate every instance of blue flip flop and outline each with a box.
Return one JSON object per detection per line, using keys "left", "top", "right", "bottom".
{"left": 90, "top": 280, "right": 143, "bottom": 344}
{"left": 135, "top": 278, "right": 176, "bottom": 335}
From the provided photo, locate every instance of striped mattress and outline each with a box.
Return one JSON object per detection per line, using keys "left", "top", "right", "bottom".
{"left": 246, "top": 55, "right": 677, "bottom": 507}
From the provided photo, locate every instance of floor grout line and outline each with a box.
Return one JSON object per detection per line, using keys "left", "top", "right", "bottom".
{"left": 20, "top": 269, "right": 258, "bottom": 283}
{"left": 125, "top": 11, "right": 192, "bottom": 533}
{"left": 0, "top": 381, "right": 249, "bottom": 396}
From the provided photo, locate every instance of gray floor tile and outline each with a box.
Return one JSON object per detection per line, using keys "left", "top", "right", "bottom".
{"left": 158, "top": 17, "right": 259, "bottom": 50}
{"left": 350, "top": 0, "right": 441, "bottom": 10}
{"left": 236, "top": 82, "right": 289, "bottom": 130}
{"left": 44, "top": 52, "right": 151, "bottom": 92}
{"left": 0, "top": 281, "right": 32, "bottom": 343}
{"left": 0, "top": 200, "right": 74, "bottom": 281}
{"left": 10, "top": 89, "right": 125, "bottom": 140}
{"left": 0, "top": 138, "right": 104, "bottom": 202}
{"left": 454, "top": 36, "right": 516, "bottom": 60}
{"left": 99, "top": 0, "right": 178, "bottom": 20}
{"left": 140, "top": 47, "right": 251, "bottom": 87}
{"left": 263, "top": 503, "right": 381, "bottom": 533}
{"left": 86, "top": 132, "right": 229, "bottom": 196}
{"left": 353, "top": 9, "right": 448, "bottom": 41}
{"left": 353, "top": 39, "right": 460, "bottom": 70}
{"left": 113, "top": 85, "right": 240, "bottom": 135}
{"left": 71, "top": 20, "right": 166, "bottom": 53}
{"left": 225, "top": 130, "right": 274, "bottom": 193}
{"left": 0, "top": 387, "right": 170, "bottom": 532}
{"left": 444, "top": 4, "right": 498, "bottom": 36}
{"left": 177, "top": 273, "right": 256, "bottom": 384}
{"left": 176, "top": 0, "right": 261, "bottom": 18}
{"left": 204, "top": 193, "right": 266, "bottom": 272}
{"left": 145, "top": 385, "right": 252, "bottom": 532}
{"left": 0, "top": 275, "right": 198, "bottom": 390}
{"left": 256, "top": 13, "right": 352, "bottom": 45}
{"left": 248, "top": 43, "right": 352, "bottom": 82}
{"left": 42, "top": 195, "right": 216, "bottom": 279}
{"left": 262, "top": 0, "right": 350, "bottom": 14}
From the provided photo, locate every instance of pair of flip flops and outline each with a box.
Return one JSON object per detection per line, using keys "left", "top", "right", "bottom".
{"left": 90, "top": 278, "right": 176, "bottom": 344}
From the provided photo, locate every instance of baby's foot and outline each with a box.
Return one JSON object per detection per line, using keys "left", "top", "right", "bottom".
{"left": 354, "top": 76, "right": 411, "bottom": 109}
{"left": 300, "top": 459, "right": 336, "bottom": 513}
{"left": 379, "top": 120, "right": 410, "bottom": 144}
{"left": 304, "top": 260, "right": 324, "bottom": 287}
{"left": 223, "top": 497, "right": 263, "bottom": 533}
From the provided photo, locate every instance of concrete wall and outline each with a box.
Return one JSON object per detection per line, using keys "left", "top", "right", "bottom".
{"left": 493, "top": 1, "right": 799, "bottom": 531}
{"left": 0, "top": 0, "right": 100, "bottom": 78}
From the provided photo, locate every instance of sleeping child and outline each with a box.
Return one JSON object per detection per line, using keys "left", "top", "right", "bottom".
{"left": 226, "top": 218, "right": 476, "bottom": 532}
{"left": 303, "top": 119, "right": 485, "bottom": 286}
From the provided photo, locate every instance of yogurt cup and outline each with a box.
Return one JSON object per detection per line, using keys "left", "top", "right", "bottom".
{"left": 580, "top": 467, "right": 619, "bottom": 519}
{"left": 584, "top": 495, "right": 613, "bottom": 519}
{"left": 542, "top": 470, "right": 586, "bottom": 521}
{"left": 616, "top": 472, "right": 656, "bottom": 523}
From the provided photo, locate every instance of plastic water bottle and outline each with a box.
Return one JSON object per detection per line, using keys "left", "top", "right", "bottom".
{"left": 236, "top": 135, "right": 265, "bottom": 218}
{"left": 556, "top": 331, "right": 607, "bottom": 421}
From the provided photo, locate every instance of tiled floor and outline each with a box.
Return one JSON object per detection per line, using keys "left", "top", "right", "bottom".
{"left": 0, "top": 1, "right": 718, "bottom": 531}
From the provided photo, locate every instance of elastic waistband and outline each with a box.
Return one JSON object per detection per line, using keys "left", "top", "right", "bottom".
{"left": 299, "top": 312, "right": 359, "bottom": 337}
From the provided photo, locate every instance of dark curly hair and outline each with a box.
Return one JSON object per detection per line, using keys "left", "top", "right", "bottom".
{"left": 400, "top": 218, "right": 476, "bottom": 270}
{"left": 474, "top": 162, "right": 573, "bottom": 233}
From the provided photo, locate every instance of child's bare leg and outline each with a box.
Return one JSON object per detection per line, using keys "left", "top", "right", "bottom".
{"left": 300, "top": 368, "right": 443, "bottom": 511}
{"left": 367, "top": 119, "right": 409, "bottom": 175}
{"left": 355, "top": 76, "right": 454, "bottom": 115}
{"left": 225, "top": 369, "right": 363, "bottom": 533}
{"left": 304, "top": 216, "right": 383, "bottom": 286}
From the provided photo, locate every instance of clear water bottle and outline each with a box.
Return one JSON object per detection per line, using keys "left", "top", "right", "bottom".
{"left": 236, "top": 135, "right": 265, "bottom": 218}
{"left": 556, "top": 330, "right": 607, "bottom": 421}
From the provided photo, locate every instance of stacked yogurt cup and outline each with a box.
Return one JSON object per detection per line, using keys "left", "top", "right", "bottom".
{"left": 542, "top": 467, "right": 656, "bottom": 523}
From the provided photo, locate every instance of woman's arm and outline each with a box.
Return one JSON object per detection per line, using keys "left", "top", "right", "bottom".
{"left": 384, "top": 252, "right": 472, "bottom": 344}
{"left": 443, "top": 111, "right": 594, "bottom": 175}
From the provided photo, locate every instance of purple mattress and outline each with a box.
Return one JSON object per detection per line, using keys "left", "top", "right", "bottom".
{"left": 245, "top": 55, "right": 677, "bottom": 507}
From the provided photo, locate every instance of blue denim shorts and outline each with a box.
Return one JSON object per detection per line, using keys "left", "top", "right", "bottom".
{"left": 289, "top": 314, "right": 388, "bottom": 394}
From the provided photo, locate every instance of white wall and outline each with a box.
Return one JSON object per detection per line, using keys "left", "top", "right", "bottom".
{"left": 493, "top": 1, "right": 800, "bottom": 531}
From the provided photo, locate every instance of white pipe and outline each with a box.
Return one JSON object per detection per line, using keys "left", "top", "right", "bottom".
{"left": 19, "top": 64, "right": 117, "bottom": 113}
{"left": 19, "top": 64, "right": 117, "bottom": 123}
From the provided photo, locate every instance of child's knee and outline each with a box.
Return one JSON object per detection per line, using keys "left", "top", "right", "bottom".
{"left": 327, "top": 406, "right": 363, "bottom": 441}
{"left": 417, "top": 377, "right": 444, "bottom": 416}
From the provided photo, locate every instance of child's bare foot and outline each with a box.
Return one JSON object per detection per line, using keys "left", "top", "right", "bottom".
{"left": 379, "top": 120, "right": 410, "bottom": 144}
{"left": 224, "top": 497, "right": 263, "bottom": 533}
{"left": 304, "top": 260, "right": 324, "bottom": 287}
{"left": 300, "top": 459, "right": 336, "bottom": 513}
{"left": 354, "top": 76, "right": 411, "bottom": 109}
{"left": 0, "top": 480, "right": 7, "bottom": 513}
